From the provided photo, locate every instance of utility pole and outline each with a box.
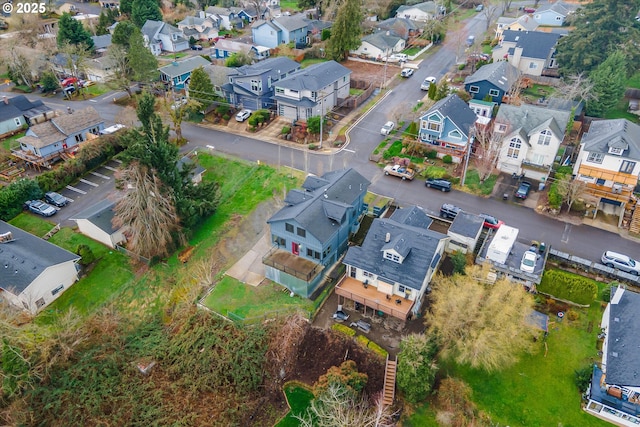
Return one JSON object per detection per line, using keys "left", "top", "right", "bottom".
{"left": 318, "top": 94, "right": 323, "bottom": 149}
{"left": 462, "top": 129, "right": 475, "bottom": 186}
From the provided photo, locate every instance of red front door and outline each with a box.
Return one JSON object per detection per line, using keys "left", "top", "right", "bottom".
{"left": 292, "top": 242, "right": 299, "bottom": 255}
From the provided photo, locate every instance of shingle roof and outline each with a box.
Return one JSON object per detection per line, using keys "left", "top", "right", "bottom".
{"left": 232, "top": 56, "right": 300, "bottom": 78}
{"left": 536, "top": 1, "right": 570, "bottom": 16}
{"left": 20, "top": 107, "right": 103, "bottom": 149}
{"left": 361, "top": 32, "right": 403, "bottom": 51}
{"left": 448, "top": 212, "right": 484, "bottom": 238}
{"left": 91, "top": 34, "right": 112, "bottom": 50}
{"left": 0, "top": 95, "right": 51, "bottom": 122}
{"left": 507, "top": 14, "right": 539, "bottom": 31}
{"left": 389, "top": 205, "right": 433, "bottom": 229}
{"left": 159, "top": 56, "right": 210, "bottom": 78}
{"left": 0, "top": 220, "right": 79, "bottom": 294}
{"left": 273, "top": 14, "right": 309, "bottom": 31}
{"left": 252, "top": 19, "right": 280, "bottom": 31}
{"left": 495, "top": 103, "right": 570, "bottom": 146}
{"left": 500, "top": 30, "right": 562, "bottom": 60}
{"left": 267, "top": 169, "right": 370, "bottom": 243}
{"left": 375, "top": 17, "right": 418, "bottom": 38}
{"left": 343, "top": 210, "right": 447, "bottom": 291}
{"left": 421, "top": 94, "right": 477, "bottom": 136}
{"left": 604, "top": 287, "right": 640, "bottom": 386}
{"left": 141, "top": 20, "right": 163, "bottom": 42}
{"left": 70, "top": 199, "right": 118, "bottom": 234}
{"left": 464, "top": 61, "right": 521, "bottom": 92}
{"left": 396, "top": 1, "right": 437, "bottom": 15}
{"left": 581, "top": 119, "right": 640, "bottom": 162}
{"left": 275, "top": 61, "right": 351, "bottom": 91}
{"left": 214, "top": 38, "right": 254, "bottom": 54}
{"left": 178, "top": 15, "right": 209, "bottom": 27}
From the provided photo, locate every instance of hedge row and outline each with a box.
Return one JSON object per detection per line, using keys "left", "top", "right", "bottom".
{"left": 538, "top": 269, "right": 599, "bottom": 305}
{"left": 356, "top": 334, "right": 388, "bottom": 359}
{"left": 331, "top": 323, "right": 356, "bottom": 337}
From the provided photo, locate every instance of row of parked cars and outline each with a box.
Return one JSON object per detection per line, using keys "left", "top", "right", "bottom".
{"left": 24, "top": 192, "right": 68, "bottom": 217}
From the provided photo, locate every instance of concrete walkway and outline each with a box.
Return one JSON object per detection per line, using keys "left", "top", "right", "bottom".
{"left": 225, "top": 231, "right": 271, "bottom": 287}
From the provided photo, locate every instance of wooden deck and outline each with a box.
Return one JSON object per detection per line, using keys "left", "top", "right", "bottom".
{"left": 335, "top": 276, "right": 413, "bottom": 320}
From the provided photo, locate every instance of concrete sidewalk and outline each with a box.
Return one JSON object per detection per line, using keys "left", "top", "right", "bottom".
{"left": 225, "top": 231, "right": 271, "bottom": 287}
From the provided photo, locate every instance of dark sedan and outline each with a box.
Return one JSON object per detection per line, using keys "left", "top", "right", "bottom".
{"left": 44, "top": 191, "right": 68, "bottom": 207}
{"left": 515, "top": 181, "right": 532, "bottom": 199}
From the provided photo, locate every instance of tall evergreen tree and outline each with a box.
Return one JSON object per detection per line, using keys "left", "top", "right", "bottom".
{"left": 120, "top": 0, "right": 133, "bottom": 15}
{"left": 128, "top": 29, "right": 159, "bottom": 83}
{"left": 131, "top": 0, "right": 163, "bottom": 28}
{"left": 325, "top": 0, "right": 362, "bottom": 61}
{"left": 111, "top": 20, "right": 137, "bottom": 48}
{"left": 57, "top": 13, "right": 94, "bottom": 49}
{"left": 555, "top": 0, "right": 640, "bottom": 76}
{"left": 187, "top": 67, "right": 216, "bottom": 111}
{"left": 586, "top": 50, "right": 627, "bottom": 117}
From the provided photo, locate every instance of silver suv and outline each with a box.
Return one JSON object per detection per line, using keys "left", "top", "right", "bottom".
{"left": 601, "top": 251, "right": 640, "bottom": 275}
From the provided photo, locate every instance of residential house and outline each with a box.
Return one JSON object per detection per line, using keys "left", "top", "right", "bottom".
{"left": 468, "top": 99, "right": 496, "bottom": 124}
{"left": 252, "top": 14, "right": 309, "bottom": 48}
{"left": 447, "top": 211, "right": 484, "bottom": 254}
{"left": 263, "top": 168, "right": 370, "bottom": 297}
{"left": 159, "top": 56, "right": 210, "bottom": 90}
{"left": 533, "top": 1, "right": 571, "bottom": 26}
{"left": 203, "top": 64, "right": 235, "bottom": 98}
{"left": 464, "top": 61, "right": 521, "bottom": 105}
{"left": 351, "top": 32, "right": 405, "bottom": 60}
{"left": 418, "top": 94, "right": 478, "bottom": 163}
{"left": 14, "top": 106, "right": 104, "bottom": 166}
{"left": 177, "top": 15, "right": 219, "bottom": 41}
{"left": 177, "top": 154, "right": 206, "bottom": 185}
{"left": 0, "top": 221, "right": 80, "bottom": 314}
{"left": 212, "top": 39, "right": 270, "bottom": 61}
{"left": 238, "top": 6, "right": 264, "bottom": 23}
{"left": 91, "top": 34, "right": 112, "bottom": 54}
{"left": 573, "top": 119, "right": 640, "bottom": 226}
{"left": 0, "top": 96, "right": 54, "bottom": 138}
{"left": 492, "top": 30, "right": 562, "bottom": 77}
{"left": 274, "top": 60, "right": 351, "bottom": 120}
{"left": 204, "top": 6, "right": 245, "bottom": 30}
{"left": 70, "top": 199, "right": 125, "bottom": 249}
{"left": 338, "top": 206, "right": 448, "bottom": 320}
{"left": 375, "top": 17, "right": 419, "bottom": 40}
{"left": 306, "top": 19, "right": 332, "bottom": 43}
{"left": 494, "top": 14, "right": 539, "bottom": 39}
{"left": 98, "top": 0, "right": 119, "bottom": 8}
{"left": 221, "top": 56, "right": 301, "bottom": 110}
{"left": 493, "top": 103, "right": 570, "bottom": 181}
{"left": 395, "top": 1, "right": 444, "bottom": 22}
{"left": 586, "top": 286, "right": 640, "bottom": 427}
{"left": 141, "top": 20, "right": 189, "bottom": 56}
{"left": 51, "top": 52, "right": 115, "bottom": 83}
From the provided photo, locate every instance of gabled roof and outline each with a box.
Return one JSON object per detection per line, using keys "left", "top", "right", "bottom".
{"left": 464, "top": 61, "right": 521, "bottom": 92}
{"left": 158, "top": 21, "right": 183, "bottom": 36}
{"left": 204, "top": 64, "right": 235, "bottom": 87}
{"left": 252, "top": 18, "right": 280, "bottom": 31}
{"left": 500, "top": 14, "right": 539, "bottom": 31}
{"left": 205, "top": 6, "right": 241, "bottom": 16}
{"left": 448, "top": 211, "right": 484, "bottom": 238}
{"left": 420, "top": 94, "right": 477, "bottom": 135}
{"left": 275, "top": 61, "right": 351, "bottom": 91}
{"left": 361, "top": 32, "right": 403, "bottom": 51}
{"left": 178, "top": 15, "right": 211, "bottom": 27}
{"left": 273, "top": 14, "right": 309, "bottom": 32}
{"left": 159, "top": 56, "right": 210, "bottom": 78}
{"left": 375, "top": 17, "right": 418, "bottom": 38}
{"left": 141, "top": 20, "right": 163, "bottom": 42}
{"left": 604, "top": 287, "right": 640, "bottom": 386}
{"left": 0, "top": 220, "right": 79, "bottom": 294}
{"left": 495, "top": 103, "right": 570, "bottom": 144}
{"left": 267, "top": 169, "right": 370, "bottom": 243}
{"left": 91, "top": 34, "right": 112, "bottom": 50}
{"left": 343, "top": 209, "right": 447, "bottom": 291}
{"left": 536, "top": 1, "right": 570, "bottom": 16}
{"left": 500, "top": 30, "right": 562, "bottom": 60}
{"left": 396, "top": 1, "right": 437, "bottom": 15}
{"left": 20, "top": 107, "right": 103, "bottom": 149}
{"left": 581, "top": 119, "right": 640, "bottom": 162}
{"left": 70, "top": 199, "right": 118, "bottom": 234}
{"left": 214, "top": 38, "right": 254, "bottom": 53}
{"left": 389, "top": 206, "right": 432, "bottom": 229}
{"left": 0, "top": 96, "right": 51, "bottom": 122}
{"left": 232, "top": 56, "right": 300, "bottom": 79}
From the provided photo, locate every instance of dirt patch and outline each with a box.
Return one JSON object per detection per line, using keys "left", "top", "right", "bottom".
{"left": 342, "top": 59, "right": 397, "bottom": 89}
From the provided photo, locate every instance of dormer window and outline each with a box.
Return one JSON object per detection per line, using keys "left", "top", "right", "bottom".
{"left": 609, "top": 146, "right": 623, "bottom": 155}
{"left": 384, "top": 251, "right": 401, "bottom": 263}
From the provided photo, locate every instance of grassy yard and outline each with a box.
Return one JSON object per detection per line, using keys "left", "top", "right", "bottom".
{"left": 464, "top": 170, "right": 498, "bottom": 195}
{"left": 1, "top": 130, "right": 25, "bottom": 152}
{"left": 81, "top": 83, "right": 110, "bottom": 98}
{"left": 279, "top": 0, "right": 300, "bottom": 10}
{"left": 300, "top": 58, "right": 327, "bottom": 68}
{"left": 275, "top": 382, "right": 315, "bottom": 427}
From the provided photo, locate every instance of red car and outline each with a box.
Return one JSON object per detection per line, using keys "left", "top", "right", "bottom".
{"left": 479, "top": 213, "right": 504, "bottom": 230}
{"left": 61, "top": 77, "right": 78, "bottom": 87}
{"left": 523, "top": 7, "right": 536, "bottom": 13}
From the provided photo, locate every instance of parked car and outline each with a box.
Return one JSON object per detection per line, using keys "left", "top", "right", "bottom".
{"left": 466, "top": 35, "right": 475, "bottom": 46}
{"left": 439, "top": 203, "right": 461, "bottom": 220}
{"left": 25, "top": 200, "right": 57, "bottom": 217}
{"left": 332, "top": 310, "right": 350, "bottom": 321}
{"left": 520, "top": 250, "right": 537, "bottom": 273}
{"left": 479, "top": 213, "right": 503, "bottom": 229}
{"left": 44, "top": 191, "right": 68, "bottom": 207}
{"left": 601, "top": 251, "right": 640, "bottom": 275}
{"left": 523, "top": 7, "right": 536, "bottom": 13}
{"left": 190, "top": 44, "right": 203, "bottom": 50}
{"left": 380, "top": 121, "right": 395, "bottom": 135}
{"left": 384, "top": 53, "right": 408, "bottom": 63}
{"left": 235, "top": 109, "right": 252, "bottom": 122}
{"left": 425, "top": 178, "right": 452, "bottom": 192}
{"left": 515, "top": 181, "right": 532, "bottom": 199}
{"left": 400, "top": 68, "right": 414, "bottom": 78}
{"left": 61, "top": 77, "right": 78, "bottom": 87}
{"left": 421, "top": 76, "right": 437, "bottom": 90}
{"left": 475, "top": 4, "right": 484, "bottom": 11}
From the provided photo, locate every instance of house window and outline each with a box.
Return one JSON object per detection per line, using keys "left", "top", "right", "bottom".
{"left": 311, "top": 91, "right": 317, "bottom": 99}
{"left": 489, "top": 89, "right": 499, "bottom": 97}
{"left": 469, "top": 85, "right": 479, "bottom": 93}
{"left": 398, "top": 285, "right": 406, "bottom": 293}
{"left": 537, "top": 129, "right": 552, "bottom": 146}
{"left": 75, "top": 134, "right": 84, "bottom": 143}
{"left": 285, "top": 223, "right": 294, "bottom": 233}
{"left": 51, "top": 284, "right": 64, "bottom": 296}
{"left": 556, "top": 16, "right": 562, "bottom": 21}
{"left": 428, "top": 121, "right": 441, "bottom": 132}
{"left": 306, "top": 248, "right": 313, "bottom": 257}
{"left": 297, "top": 227, "right": 306, "bottom": 237}
{"left": 609, "top": 147, "right": 623, "bottom": 155}
{"left": 251, "top": 79, "right": 261, "bottom": 92}
{"left": 363, "top": 271, "right": 373, "bottom": 278}
{"left": 596, "top": 178, "right": 606, "bottom": 185}
{"left": 587, "top": 152, "right": 604, "bottom": 164}
{"left": 275, "top": 87, "right": 284, "bottom": 95}
{"left": 274, "top": 236, "right": 285, "bottom": 246}
{"left": 36, "top": 298, "right": 46, "bottom": 308}
{"left": 497, "top": 124, "right": 507, "bottom": 133}
{"left": 620, "top": 160, "right": 636, "bottom": 174}
{"left": 507, "top": 137, "right": 521, "bottom": 158}
{"left": 529, "top": 62, "right": 538, "bottom": 69}
{"left": 14, "top": 118, "right": 21, "bottom": 127}
{"left": 384, "top": 252, "right": 400, "bottom": 263}
{"left": 350, "top": 266, "right": 357, "bottom": 278}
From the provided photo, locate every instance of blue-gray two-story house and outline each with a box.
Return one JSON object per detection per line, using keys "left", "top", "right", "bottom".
{"left": 252, "top": 14, "right": 309, "bottom": 48}
{"left": 263, "top": 168, "right": 370, "bottom": 298}
{"left": 159, "top": 56, "right": 211, "bottom": 90}
{"left": 464, "top": 61, "right": 520, "bottom": 105}
{"left": 221, "top": 56, "right": 301, "bottom": 110}
{"left": 418, "top": 94, "right": 478, "bottom": 163}
{"left": 533, "top": 1, "right": 571, "bottom": 27}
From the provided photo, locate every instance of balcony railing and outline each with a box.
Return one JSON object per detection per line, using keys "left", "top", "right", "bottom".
{"left": 262, "top": 245, "right": 323, "bottom": 283}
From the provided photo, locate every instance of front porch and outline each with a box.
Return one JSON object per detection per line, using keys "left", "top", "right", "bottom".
{"left": 335, "top": 276, "right": 413, "bottom": 320}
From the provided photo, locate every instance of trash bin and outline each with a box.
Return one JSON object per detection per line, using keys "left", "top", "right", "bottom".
{"left": 539, "top": 242, "right": 546, "bottom": 253}
{"left": 538, "top": 182, "right": 545, "bottom": 191}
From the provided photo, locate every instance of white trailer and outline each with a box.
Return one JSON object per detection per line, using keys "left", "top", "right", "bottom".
{"left": 486, "top": 225, "right": 519, "bottom": 265}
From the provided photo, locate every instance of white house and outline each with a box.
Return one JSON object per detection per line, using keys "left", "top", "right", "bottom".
{"left": 351, "top": 31, "right": 405, "bottom": 60}
{"left": 141, "top": 20, "right": 190, "bottom": 56}
{"left": 70, "top": 199, "right": 125, "bottom": 249}
{"left": 0, "top": 221, "right": 80, "bottom": 314}
{"left": 493, "top": 103, "right": 570, "bottom": 180}
{"left": 395, "top": 1, "right": 444, "bottom": 22}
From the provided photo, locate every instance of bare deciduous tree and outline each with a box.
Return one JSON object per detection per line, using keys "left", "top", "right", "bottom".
{"left": 107, "top": 44, "right": 134, "bottom": 97}
{"left": 480, "top": 2, "right": 500, "bottom": 31}
{"left": 556, "top": 174, "right": 587, "bottom": 213}
{"left": 557, "top": 73, "right": 595, "bottom": 105}
{"left": 113, "top": 162, "right": 183, "bottom": 259}
{"left": 472, "top": 125, "right": 500, "bottom": 182}
{"left": 162, "top": 98, "right": 200, "bottom": 142}
{"left": 426, "top": 264, "right": 536, "bottom": 372}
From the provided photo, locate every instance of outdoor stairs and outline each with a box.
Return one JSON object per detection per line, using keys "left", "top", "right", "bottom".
{"left": 629, "top": 204, "right": 640, "bottom": 235}
{"left": 382, "top": 355, "right": 397, "bottom": 406}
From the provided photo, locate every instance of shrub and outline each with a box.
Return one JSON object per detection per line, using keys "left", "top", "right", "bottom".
{"left": 281, "top": 126, "right": 291, "bottom": 135}
{"left": 548, "top": 184, "right": 562, "bottom": 210}
{"left": 458, "top": 63, "right": 466, "bottom": 70}
{"left": 443, "top": 154, "right": 453, "bottom": 164}
{"left": 382, "top": 140, "right": 403, "bottom": 159}
{"left": 451, "top": 251, "right": 467, "bottom": 275}
{"left": 601, "top": 285, "right": 613, "bottom": 302}
{"left": 321, "top": 28, "right": 331, "bottom": 41}
{"left": 425, "top": 149, "right": 438, "bottom": 159}
{"left": 575, "top": 365, "right": 593, "bottom": 393}
{"left": 0, "top": 179, "right": 43, "bottom": 220}
{"left": 566, "top": 309, "right": 580, "bottom": 321}
{"left": 222, "top": 114, "right": 230, "bottom": 121}
{"left": 424, "top": 166, "right": 447, "bottom": 178}
{"left": 76, "top": 244, "right": 96, "bottom": 266}
{"left": 538, "top": 269, "right": 599, "bottom": 305}
{"left": 308, "top": 144, "right": 317, "bottom": 150}
{"left": 367, "top": 341, "right": 388, "bottom": 358}
{"left": 356, "top": 334, "right": 370, "bottom": 347}
{"left": 331, "top": 323, "right": 355, "bottom": 337}
{"left": 215, "top": 105, "right": 230, "bottom": 115}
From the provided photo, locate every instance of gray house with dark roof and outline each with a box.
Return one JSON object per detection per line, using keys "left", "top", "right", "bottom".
{"left": 0, "top": 95, "right": 55, "bottom": 137}
{"left": 447, "top": 211, "right": 484, "bottom": 254}
{"left": 492, "top": 30, "right": 562, "bottom": 77}
{"left": 141, "top": 20, "right": 189, "bottom": 56}
{"left": 533, "top": 1, "right": 571, "bottom": 26}
{"left": 70, "top": 200, "right": 125, "bottom": 249}
{"left": 274, "top": 60, "right": 351, "bottom": 120}
{"left": 264, "top": 168, "right": 370, "bottom": 297}
{"left": 338, "top": 206, "right": 448, "bottom": 319}
{"left": 464, "top": 61, "right": 521, "bottom": 104}
{"left": 0, "top": 221, "right": 80, "bottom": 313}
{"left": 418, "top": 94, "right": 478, "bottom": 163}
{"left": 375, "top": 17, "right": 419, "bottom": 39}
{"left": 586, "top": 286, "right": 640, "bottom": 426}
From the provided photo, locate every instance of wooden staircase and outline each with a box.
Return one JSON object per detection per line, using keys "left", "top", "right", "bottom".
{"left": 382, "top": 355, "right": 397, "bottom": 406}
{"left": 629, "top": 203, "right": 640, "bottom": 235}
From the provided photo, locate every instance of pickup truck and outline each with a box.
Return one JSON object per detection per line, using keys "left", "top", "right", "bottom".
{"left": 384, "top": 164, "right": 415, "bottom": 180}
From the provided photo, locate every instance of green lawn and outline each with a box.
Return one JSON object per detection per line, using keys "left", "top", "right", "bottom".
{"left": 279, "top": 0, "right": 300, "bottom": 11}
{"left": 202, "top": 276, "right": 314, "bottom": 322}
{"left": 1, "top": 130, "right": 25, "bottom": 152}
{"left": 464, "top": 170, "right": 498, "bottom": 195}
{"left": 81, "top": 83, "right": 110, "bottom": 98}
{"left": 275, "top": 383, "right": 315, "bottom": 427}
{"left": 300, "top": 58, "right": 327, "bottom": 68}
